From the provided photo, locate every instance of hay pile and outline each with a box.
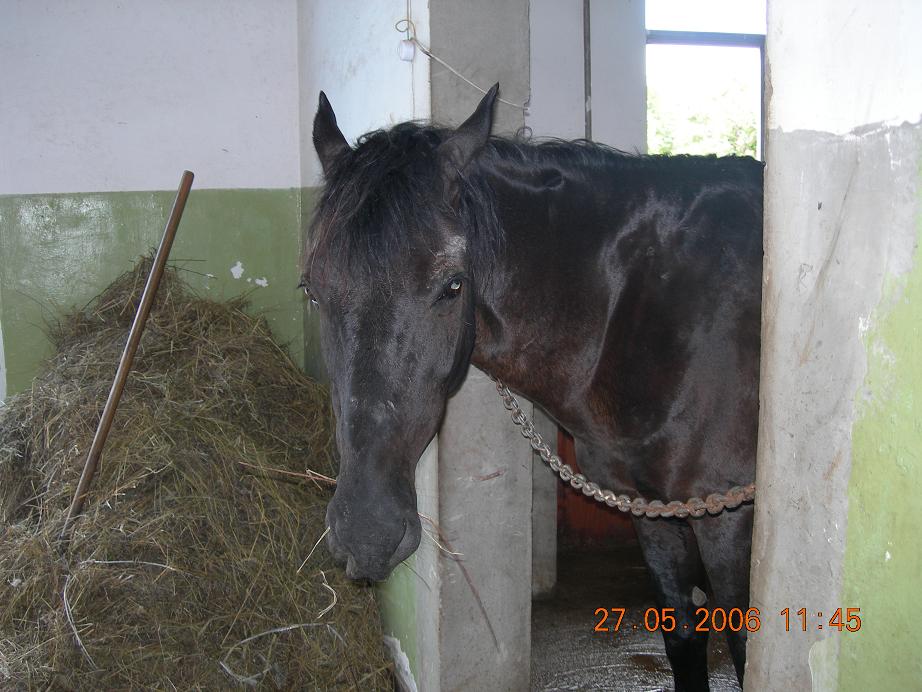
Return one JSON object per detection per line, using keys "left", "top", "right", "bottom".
{"left": 0, "top": 260, "right": 393, "bottom": 690}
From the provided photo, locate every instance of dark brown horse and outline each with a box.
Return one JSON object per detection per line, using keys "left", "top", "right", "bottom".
{"left": 302, "top": 85, "right": 762, "bottom": 690}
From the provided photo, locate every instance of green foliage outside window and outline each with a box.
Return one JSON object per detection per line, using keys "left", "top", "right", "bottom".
{"left": 648, "top": 88, "right": 758, "bottom": 158}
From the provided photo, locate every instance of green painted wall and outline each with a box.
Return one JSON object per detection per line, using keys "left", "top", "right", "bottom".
{"left": 377, "top": 559, "right": 420, "bottom": 681}
{"left": 299, "top": 186, "right": 326, "bottom": 382}
{"left": 0, "top": 188, "right": 304, "bottom": 396}
{"left": 838, "top": 195, "right": 922, "bottom": 686}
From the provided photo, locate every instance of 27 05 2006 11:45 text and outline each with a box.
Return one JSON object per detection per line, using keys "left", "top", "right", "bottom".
{"left": 594, "top": 607, "right": 862, "bottom": 633}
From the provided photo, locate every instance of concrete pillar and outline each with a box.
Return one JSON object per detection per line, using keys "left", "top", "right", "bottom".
{"left": 589, "top": 0, "right": 647, "bottom": 151}
{"left": 530, "top": 412, "right": 558, "bottom": 599}
{"left": 525, "top": 0, "right": 647, "bottom": 599}
{"left": 526, "top": 0, "right": 588, "bottom": 600}
{"left": 748, "top": 2, "right": 922, "bottom": 689}
{"left": 528, "top": 0, "right": 647, "bottom": 151}
{"left": 528, "top": 0, "right": 586, "bottom": 141}
{"left": 426, "top": 3, "right": 533, "bottom": 689}
{"left": 434, "top": 369, "right": 534, "bottom": 690}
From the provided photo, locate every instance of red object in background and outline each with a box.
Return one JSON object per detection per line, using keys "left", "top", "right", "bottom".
{"left": 556, "top": 427, "right": 636, "bottom": 551}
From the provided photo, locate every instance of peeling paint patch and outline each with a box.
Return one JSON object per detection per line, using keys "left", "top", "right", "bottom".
{"left": 808, "top": 636, "right": 839, "bottom": 692}
{"left": 230, "top": 261, "right": 245, "bottom": 279}
{"left": 383, "top": 635, "right": 418, "bottom": 692}
{"left": 0, "top": 317, "right": 7, "bottom": 404}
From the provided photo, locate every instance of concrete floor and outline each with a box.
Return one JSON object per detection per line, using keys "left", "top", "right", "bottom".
{"left": 531, "top": 547, "right": 740, "bottom": 691}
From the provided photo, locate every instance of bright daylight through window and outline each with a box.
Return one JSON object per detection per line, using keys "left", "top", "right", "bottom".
{"left": 646, "top": 0, "right": 766, "bottom": 158}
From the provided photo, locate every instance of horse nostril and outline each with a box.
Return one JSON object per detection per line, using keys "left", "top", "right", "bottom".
{"left": 388, "top": 516, "right": 422, "bottom": 569}
{"left": 345, "top": 554, "right": 359, "bottom": 579}
{"left": 324, "top": 522, "right": 352, "bottom": 567}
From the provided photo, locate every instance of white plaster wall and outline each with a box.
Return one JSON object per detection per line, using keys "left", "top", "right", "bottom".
{"left": 768, "top": 0, "right": 922, "bottom": 134}
{"left": 0, "top": 0, "right": 301, "bottom": 193}
{"left": 297, "top": 0, "right": 430, "bottom": 186}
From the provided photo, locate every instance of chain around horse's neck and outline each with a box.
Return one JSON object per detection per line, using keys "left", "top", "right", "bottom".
{"left": 493, "top": 379, "right": 755, "bottom": 518}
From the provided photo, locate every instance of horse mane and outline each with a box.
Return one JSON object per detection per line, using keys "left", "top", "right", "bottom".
{"left": 308, "top": 121, "right": 761, "bottom": 283}
{"left": 485, "top": 132, "right": 762, "bottom": 184}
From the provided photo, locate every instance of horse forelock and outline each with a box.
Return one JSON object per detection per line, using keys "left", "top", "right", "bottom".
{"left": 306, "top": 122, "right": 503, "bottom": 288}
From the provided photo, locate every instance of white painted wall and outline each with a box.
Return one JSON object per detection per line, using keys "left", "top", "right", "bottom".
{"left": 0, "top": 0, "right": 301, "bottom": 193}
{"left": 768, "top": 0, "right": 922, "bottom": 134}
{"left": 297, "top": 0, "right": 430, "bottom": 186}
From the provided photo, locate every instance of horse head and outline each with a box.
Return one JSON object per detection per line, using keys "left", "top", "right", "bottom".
{"left": 303, "top": 86, "right": 501, "bottom": 580}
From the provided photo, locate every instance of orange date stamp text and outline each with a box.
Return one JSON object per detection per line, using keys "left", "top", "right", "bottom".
{"left": 594, "top": 607, "right": 861, "bottom": 634}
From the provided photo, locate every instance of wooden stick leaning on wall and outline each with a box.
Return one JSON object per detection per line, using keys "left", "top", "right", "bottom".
{"left": 59, "top": 170, "right": 195, "bottom": 541}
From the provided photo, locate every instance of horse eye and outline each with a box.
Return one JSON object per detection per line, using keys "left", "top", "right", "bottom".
{"left": 439, "top": 277, "right": 463, "bottom": 301}
{"left": 298, "top": 280, "right": 319, "bottom": 306}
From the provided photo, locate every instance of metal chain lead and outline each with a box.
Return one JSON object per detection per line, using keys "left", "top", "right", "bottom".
{"left": 494, "top": 380, "right": 755, "bottom": 519}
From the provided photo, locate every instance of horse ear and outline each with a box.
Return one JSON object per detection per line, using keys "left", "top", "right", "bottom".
{"left": 313, "top": 91, "right": 350, "bottom": 176}
{"left": 438, "top": 83, "right": 499, "bottom": 200}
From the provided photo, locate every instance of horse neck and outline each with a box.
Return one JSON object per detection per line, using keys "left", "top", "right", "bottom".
{"left": 469, "top": 156, "right": 613, "bottom": 408}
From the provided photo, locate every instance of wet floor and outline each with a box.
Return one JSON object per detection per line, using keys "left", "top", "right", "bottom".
{"left": 531, "top": 547, "right": 740, "bottom": 691}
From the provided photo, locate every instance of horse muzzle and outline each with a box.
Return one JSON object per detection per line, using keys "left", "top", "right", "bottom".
{"left": 324, "top": 494, "right": 422, "bottom": 581}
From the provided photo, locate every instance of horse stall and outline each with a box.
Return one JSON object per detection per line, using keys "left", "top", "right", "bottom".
{"left": 1, "top": 1, "right": 920, "bottom": 691}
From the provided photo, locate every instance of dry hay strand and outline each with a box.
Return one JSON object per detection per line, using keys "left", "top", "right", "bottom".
{"left": 0, "top": 259, "right": 393, "bottom": 690}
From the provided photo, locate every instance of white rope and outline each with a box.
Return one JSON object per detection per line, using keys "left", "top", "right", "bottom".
{"left": 395, "top": 18, "right": 528, "bottom": 111}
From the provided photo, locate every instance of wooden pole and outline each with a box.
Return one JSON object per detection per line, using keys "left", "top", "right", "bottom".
{"left": 59, "top": 170, "right": 194, "bottom": 540}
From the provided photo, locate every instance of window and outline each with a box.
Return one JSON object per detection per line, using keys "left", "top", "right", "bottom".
{"left": 646, "top": 0, "right": 766, "bottom": 158}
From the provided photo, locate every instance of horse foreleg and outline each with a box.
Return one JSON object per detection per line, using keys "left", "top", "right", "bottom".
{"left": 633, "top": 516, "right": 711, "bottom": 692}
{"left": 691, "top": 504, "right": 754, "bottom": 687}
